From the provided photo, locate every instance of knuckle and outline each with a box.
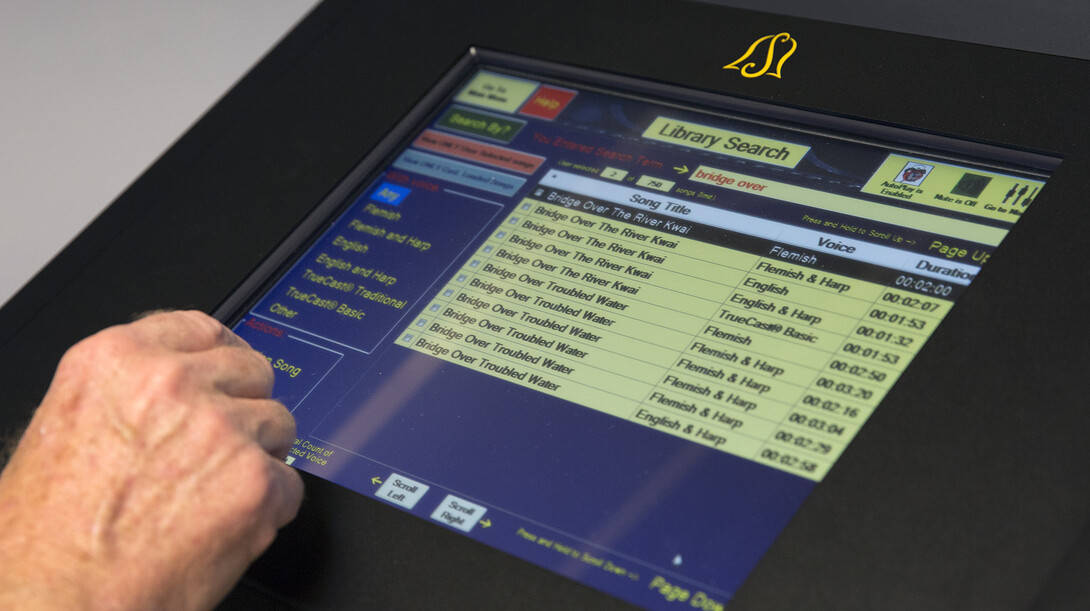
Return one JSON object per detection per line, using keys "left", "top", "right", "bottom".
{"left": 177, "top": 310, "right": 225, "bottom": 343}
{"left": 188, "top": 402, "right": 237, "bottom": 440}
{"left": 247, "top": 349, "right": 276, "bottom": 384}
{"left": 66, "top": 327, "right": 128, "bottom": 361}
{"left": 230, "top": 349, "right": 277, "bottom": 398}
{"left": 142, "top": 309, "right": 225, "bottom": 347}
{"left": 233, "top": 449, "right": 276, "bottom": 508}
{"left": 141, "top": 357, "right": 195, "bottom": 399}
{"left": 262, "top": 399, "right": 295, "bottom": 437}
{"left": 56, "top": 328, "right": 136, "bottom": 380}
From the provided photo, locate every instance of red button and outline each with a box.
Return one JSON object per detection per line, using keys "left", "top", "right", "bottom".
{"left": 518, "top": 85, "right": 577, "bottom": 120}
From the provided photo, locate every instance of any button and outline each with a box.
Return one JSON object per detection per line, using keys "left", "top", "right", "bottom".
{"left": 430, "top": 494, "right": 487, "bottom": 533}
{"left": 375, "top": 474, "right": 429, "bottom": 510}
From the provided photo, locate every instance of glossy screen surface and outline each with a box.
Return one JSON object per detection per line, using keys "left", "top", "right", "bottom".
{"left": 231, "top": 65, "right": 1051, "bottom": 609}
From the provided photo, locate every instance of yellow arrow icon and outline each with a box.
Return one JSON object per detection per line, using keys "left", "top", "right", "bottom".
{"left": 674, "top": 165, "right": 689, "bottom": 174}
{"left": 371, "top": 476, "right": 382, "bottom": 485}
{"left": 479, "top": 518, "right": 492, "bottom": 528}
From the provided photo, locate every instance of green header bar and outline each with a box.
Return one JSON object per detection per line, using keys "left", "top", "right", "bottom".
{"left": 643, "top": 117, "right": 809, "bottom": 168}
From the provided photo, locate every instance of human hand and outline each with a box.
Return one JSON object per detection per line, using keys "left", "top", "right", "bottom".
{"left": 0, "top": 310, "right": 303, "bottom": 610}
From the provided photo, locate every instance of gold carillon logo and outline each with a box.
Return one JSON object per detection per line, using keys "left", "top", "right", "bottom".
{"left": 723, "top": 32, "right": 797, "bottom": 79}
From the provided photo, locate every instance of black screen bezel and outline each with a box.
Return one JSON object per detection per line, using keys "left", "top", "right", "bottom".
{"left": 212, "top": 47, "right": 1074, "bottom": 609}
{"left": 213, "top": 47, "right": 1057, "bottom": 328}
{"left": 1, "top": 2, "right": 1086, "bottom": 609}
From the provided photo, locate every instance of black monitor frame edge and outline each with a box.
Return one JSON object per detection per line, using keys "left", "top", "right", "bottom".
{"left": 0, "top": 1, "right": 1086, "bottom": 609}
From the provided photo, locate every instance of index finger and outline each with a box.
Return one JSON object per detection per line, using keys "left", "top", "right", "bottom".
{"left": 128, "top": 310, "right": 250, "bottom": 353}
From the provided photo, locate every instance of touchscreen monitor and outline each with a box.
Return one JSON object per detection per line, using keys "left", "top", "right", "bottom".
{"left": 218, "top": 51, "right": 1056, "bottom": 609}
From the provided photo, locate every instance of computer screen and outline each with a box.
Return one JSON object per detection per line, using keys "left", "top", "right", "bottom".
{"left": 222, "top": 54, "right": 1055, "bottom": 609}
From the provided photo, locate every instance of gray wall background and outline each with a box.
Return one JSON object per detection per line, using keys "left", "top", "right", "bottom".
{"left": 0, "top": 1, "right": 319, "bottom": 307}
{"left": 1, "top": 0, "right": 1086, "bottom": 308}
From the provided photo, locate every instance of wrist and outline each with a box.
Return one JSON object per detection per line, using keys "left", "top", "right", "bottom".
{"left": 0, "top": 459, "right": 99, "bottom": 609}
{"left": 0, "top": 526, "right": 96, "bottom": 609}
